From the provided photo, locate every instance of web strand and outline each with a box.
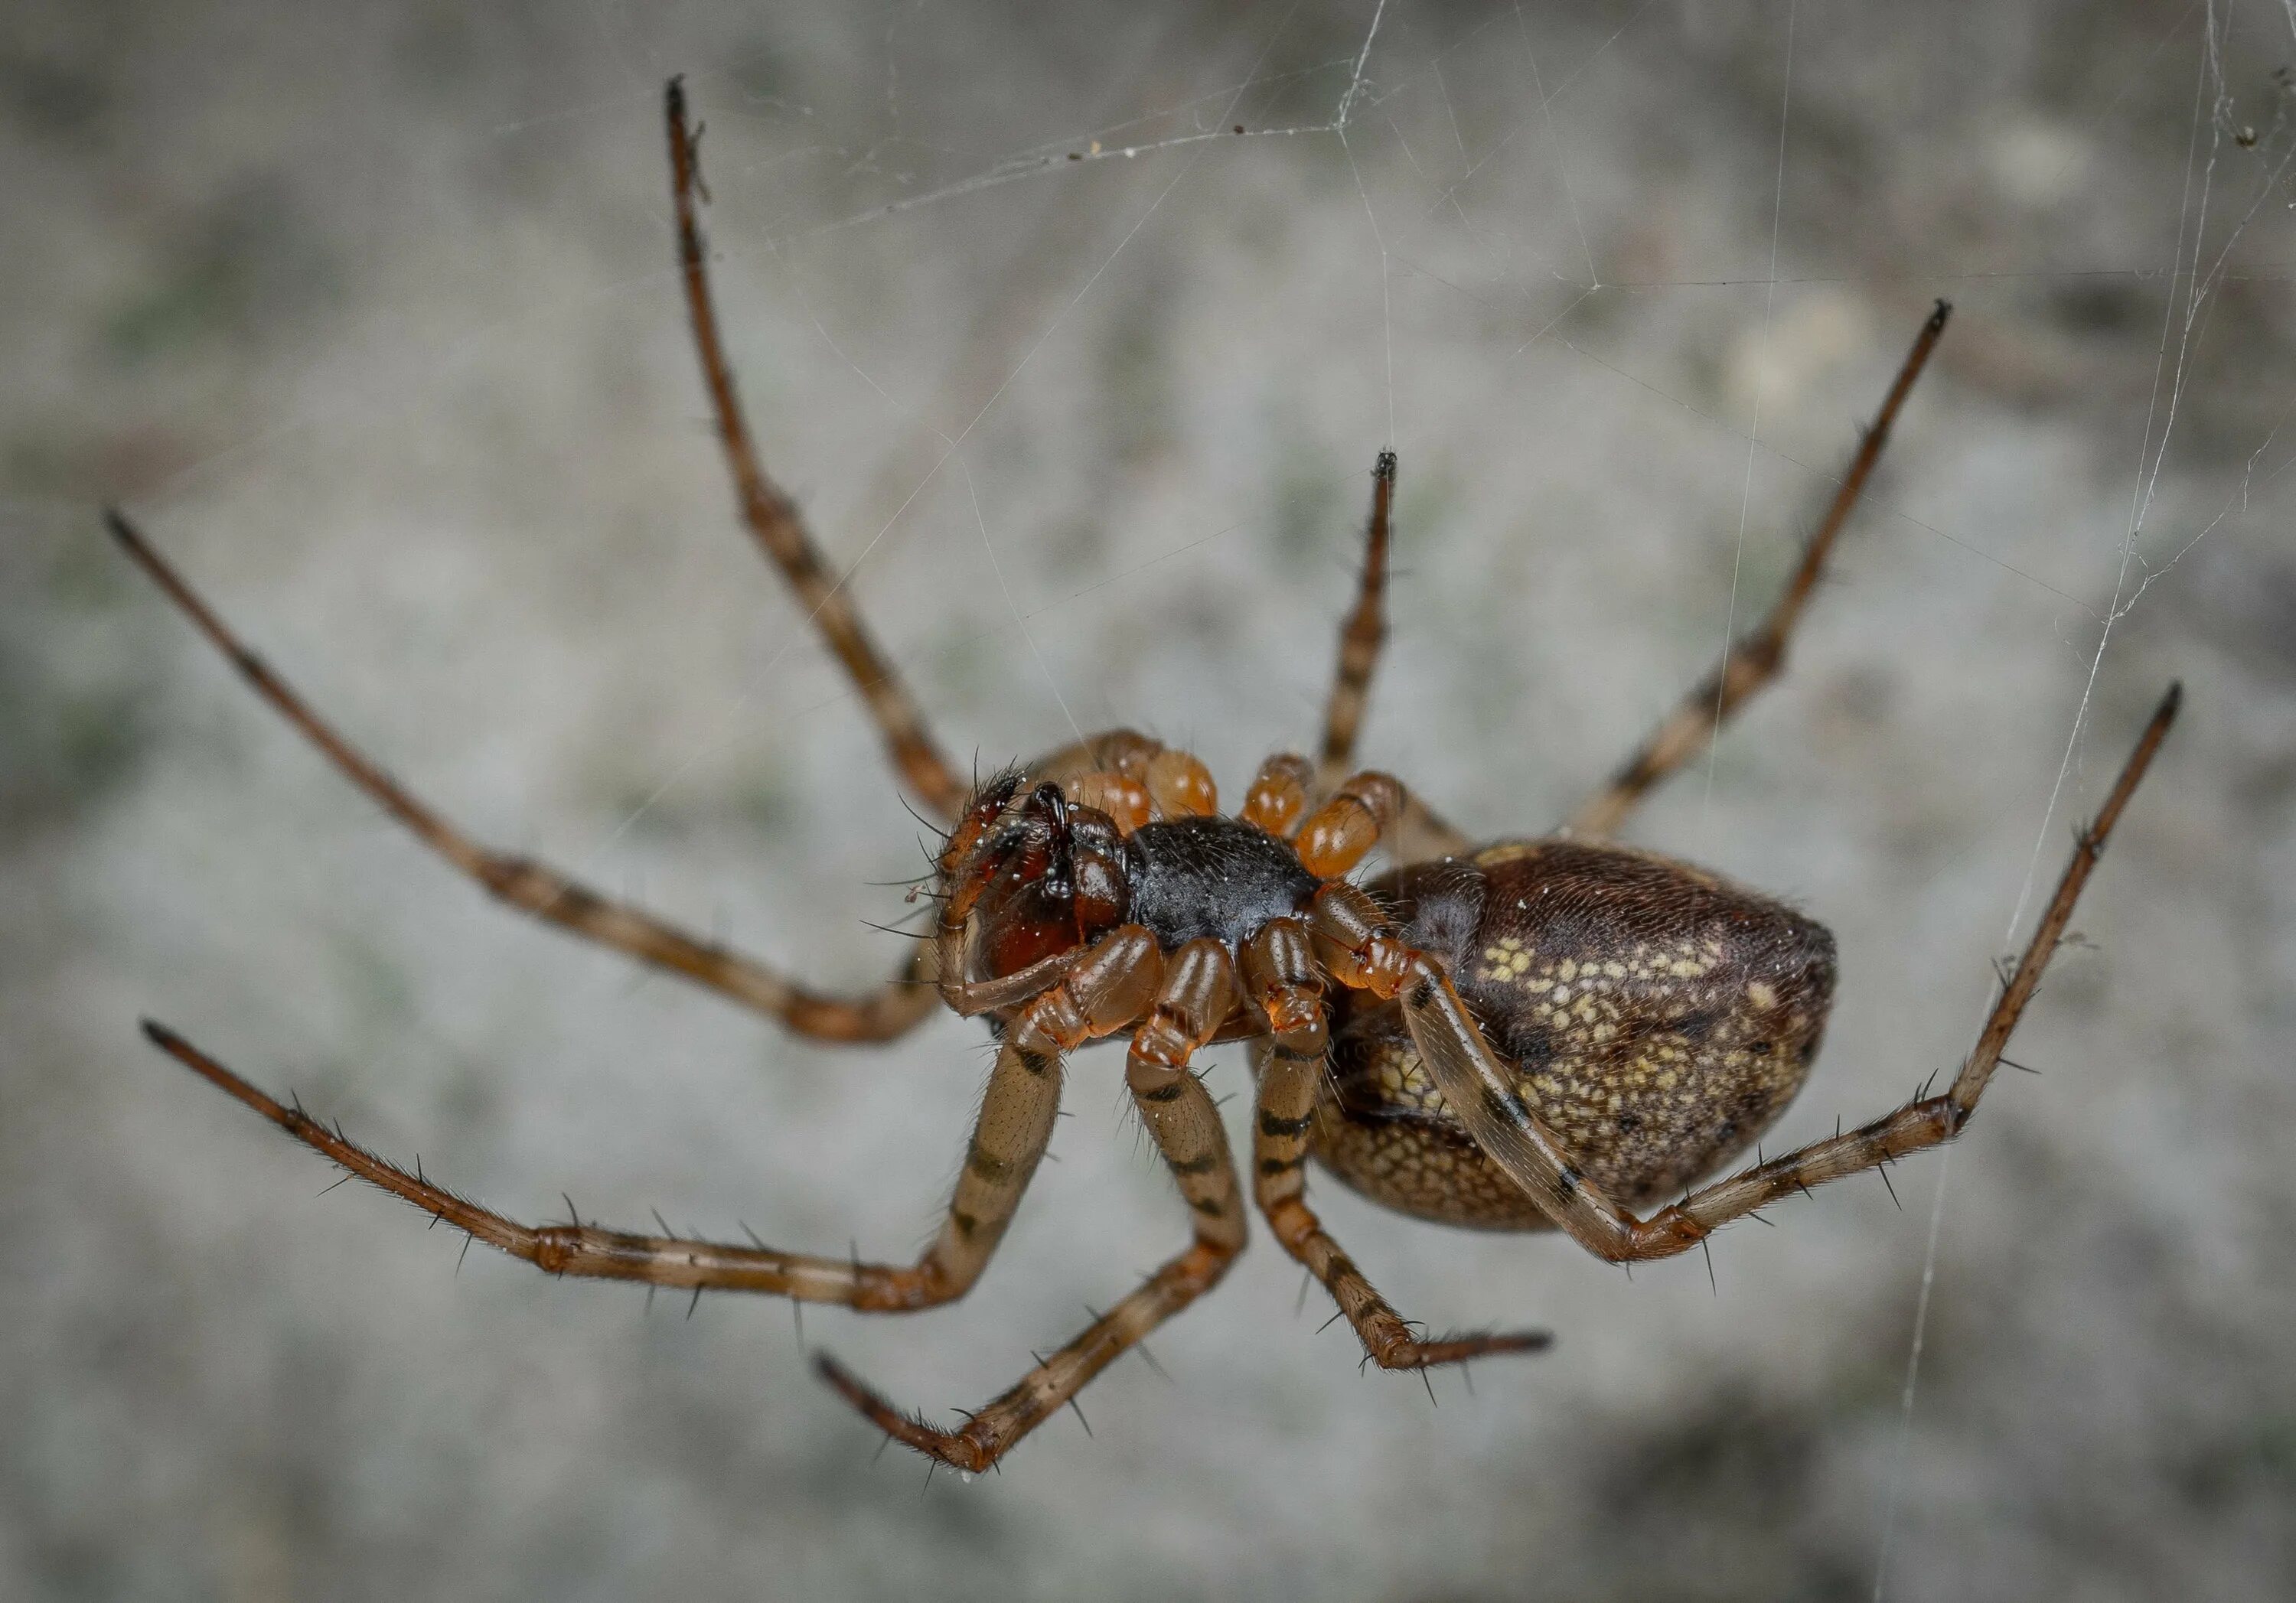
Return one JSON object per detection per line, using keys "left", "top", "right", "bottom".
{"left": 1874, "top": 3, "right": 2288, "bottom": 1594}
{"left": 1700, "top": 0, "right": 1795, "bottom": 844}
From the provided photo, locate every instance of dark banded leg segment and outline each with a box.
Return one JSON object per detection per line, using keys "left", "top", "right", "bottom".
{"left": 667, "top": 81, "right": 964, "bottom": 822}
{"left": 820, "top": 938, "right": 1247, "bottom": 1471}
{"left": 1317, "top": 450, "right": 1396, "bottom": 790}
{"left": 1319, "top": 687, "right": 2179, "bottom": 1263}
{"left": 106, "top": 510, "right": 936, "bottom": 1044}
{"left": 1305, "top": 449, "right": 1478, "bottom": 861}
{"left": 140, "top": 926, "right": 1161, "bottom": 1308}
{"left": 1567, "top": 303, "right": 1952, "bottom": 839}
{"left": 1241, "top": 920, "right": 1549, "bottom": 1370}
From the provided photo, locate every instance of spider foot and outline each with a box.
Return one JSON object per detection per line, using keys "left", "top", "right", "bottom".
{"left": 1368, "top": 1326, "right": 1552, "bottom": 1370}
{"left": 814, "top": 1351, "right": 995, "bottom": 1473}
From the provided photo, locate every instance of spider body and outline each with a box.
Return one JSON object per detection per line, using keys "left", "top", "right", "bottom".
{"left": 1124, "top": 816, "right": 1322, "bottom": 952}
{"left": 941, "top": 765, "right": 1327, "bottom": 985}
{"left": 948, "top": 769, "right": 1328, "bottom": 985}
{"left": 1322, "top": 841, "right": 1836, "bottom": 1230}
{"left": 108, "top": 81, "right": 2181, "bottom": 1474}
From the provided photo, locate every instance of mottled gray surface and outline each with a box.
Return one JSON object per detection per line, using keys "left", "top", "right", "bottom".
{"left": 5, "top": 3, "right": 2294, "bottom": 1599}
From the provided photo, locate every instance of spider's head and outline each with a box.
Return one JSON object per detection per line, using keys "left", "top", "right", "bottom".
{"left": 938, "top": 772, "right": 1132, "bottom": 981}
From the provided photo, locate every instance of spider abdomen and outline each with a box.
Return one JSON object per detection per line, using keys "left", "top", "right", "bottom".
{"left": 1319, "top": 839, "right": 1836, "bottom": 1230}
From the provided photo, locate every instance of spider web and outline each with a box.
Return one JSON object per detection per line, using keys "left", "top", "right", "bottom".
{"left": 1870, "top": 5, "right": 2296, "bottom": 1595}
{"left": 41, "top": 1, "right": 2296, "bottom": 1596}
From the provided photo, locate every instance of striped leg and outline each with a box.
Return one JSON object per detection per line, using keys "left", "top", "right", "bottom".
{"left": 139, "top": 927, "right": 1161, "bottom": 1308}
{"left": 1304, "top": 452, "right": 1475, "bottom": 864}
{"left": 106, "top": 511, "right": 937, "bottom": 1044}
{"left": 1317, "top": 449, "right": 1397, "bottom": 790}
{"left": 667, "top": 80, "right": 965, "bottom": 822}
{"left": 1241, "top": 920, "right": 1550, "bottom": 1370}
{"left": 1315, "top": 686, "right": 2178, "bottom": 1264}
{"left": 820, "top": 938, "right": 1248, "bottom": 1471}
{"left": 1567, "top": 303, "right": 1951, "bottom": 839}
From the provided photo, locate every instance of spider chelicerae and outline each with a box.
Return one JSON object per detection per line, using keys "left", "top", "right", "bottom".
{"left": 113, "top": 80, "right": 2180, "bottom": 1474}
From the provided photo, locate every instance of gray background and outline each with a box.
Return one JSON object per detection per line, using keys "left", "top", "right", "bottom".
{"left": 5, "top": 2, "right": 2294, "bottom": 1599}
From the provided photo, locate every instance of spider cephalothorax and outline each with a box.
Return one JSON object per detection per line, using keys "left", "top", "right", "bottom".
{"left": 112, "top": 79, "right": 2180, "bottom": 1476}
{"left": 937, "top": 750, "right": 1357, "bottom": 995}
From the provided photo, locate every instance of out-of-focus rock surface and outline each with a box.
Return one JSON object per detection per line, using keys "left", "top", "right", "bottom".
{"left": 4, "top": 3, "right": 2291, "bottom": 1598}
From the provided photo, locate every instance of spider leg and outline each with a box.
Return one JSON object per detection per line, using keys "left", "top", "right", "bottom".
{"left": 140, "top": 927, "right": 1164, "bottom": 1308}
{"left": 1566, "top": 301, "right": 1952, "bottom": 839}
{"left": 106, "top": 511, "right": 936, "bottom": 1044}
{"left": 1303, "top": 453, "right": 1473, "bottom": 862}
{"left": 1242, "top": 753, "right": 1313, "bottom": 837}
{"left": 1314, "top": 686, "right": 2177, "bottom": 1263}
{"left": 1294, "top": 771, "right": 1405, "bottom": 878}
{"left": 1614, "top": 683, "right": 2181, "bottom": 1253}
{"left": 1026, "top": 728, "right": 1162, "bottom": 833}
{"left": 1293, "top": 767, "right": 1475, "bottom": 877}
{"left": 1018, "top": 728, "right": 1164, "bottom": 789}
{"left": 666, "top": 80, "right": 965, "bottom": 823}
{"left": 1317, "top": 449, "right": 1395, "bottom": 790}
{"left": 1241, "top": 919, "right": 1551, "bottom": 1369}
{"left": 820, "top": 937, "right": 1247, "bottom": 1471}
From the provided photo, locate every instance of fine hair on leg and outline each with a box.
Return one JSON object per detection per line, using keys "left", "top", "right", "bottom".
{"left": 140, "top": 925, "right": 1169, "bottom": 1309}
{"left": 1241, "top": 918, "right": 1550, "bottom": 1368}
{"left": 1318, "top": 449, "right": 1397, "bottom": 789}
{"left": 819, "top": 937, "right": 1250, "bottom": 1470}
{"left": 1568, "top": 302, "right": 1953, "bottom": 839}
{"left": 666, "top": 79, "right": 965, "bottom": 821}
{"left": 106, "top": 510, "right": 934, "bottom": 1043}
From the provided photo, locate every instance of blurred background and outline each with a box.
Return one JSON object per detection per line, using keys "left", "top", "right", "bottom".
{"left": 5, "top": 2, "right": 2294, "bottom": 1598}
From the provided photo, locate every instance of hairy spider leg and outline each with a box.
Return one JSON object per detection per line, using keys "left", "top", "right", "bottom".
{"left": 104, "top": 512, "right": 935, "bottom": 1044}
{"left": 1306, "top": 455, "right": 1473, "bottom": 863}
{"left": 1313, "top": 685, "right": 2177, "bottom": 1262}
{"left": 139, "top": 925, "right": 1163, "bottom": 1311}
{"left": 1567, "top": 301, "right": 1953, "bottom": 839}
{"left": 822, "top": 937, "right": 1249, "bottom": 1471}
{"left": 1317, "top": 448, "right": 1396, "bottom": 788}
{"left": 667, "top": 80, "right": 966, "bottom": 823}
{"left": 1241, "top": 918, "right": 1551, "bottom": 1369}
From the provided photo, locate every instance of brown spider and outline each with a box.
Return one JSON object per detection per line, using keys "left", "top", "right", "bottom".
{"left": 112, "top": 80, "right": 2180, "bottom": 1475}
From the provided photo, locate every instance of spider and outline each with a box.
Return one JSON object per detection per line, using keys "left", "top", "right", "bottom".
{"left": 111, "top": 80, "right": 2180, "bottom": 1475}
